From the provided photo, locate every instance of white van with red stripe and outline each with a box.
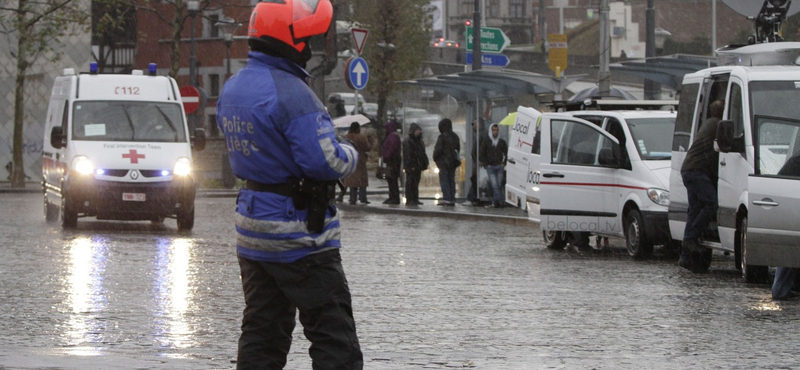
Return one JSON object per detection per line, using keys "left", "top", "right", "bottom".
{"left": 42, "top": 64, "right": 205, "bottom": 230}
{"left": 505, "top": 106, "right": 677, "bottom": 257}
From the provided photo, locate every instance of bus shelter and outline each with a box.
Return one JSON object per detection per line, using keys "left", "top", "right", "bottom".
{"left": 397, "top": 69, "right": 583, "bottom": 201}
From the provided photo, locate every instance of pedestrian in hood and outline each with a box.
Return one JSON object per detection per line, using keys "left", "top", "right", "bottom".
{"left": 341, "top": 122, "right": 373, "bottom": 204}
{"left": 382, "top": 120, "right": 402, "bottom": 205}
{"left": 216, "top": 1, "right": 363, "bottom": 368}
{"left": 479, "top": 123, "right": 508, "bottom": 207}
{"left": 433, "top": 118, "right": 461, "bottom": 205}
{"left": 403, "top": 123, "right": 430, "bottom": 205}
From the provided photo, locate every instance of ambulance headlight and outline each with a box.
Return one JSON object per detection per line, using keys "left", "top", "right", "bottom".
{"left": 173, "top": 157, "right": 192, "bottom": 176}
{"left": 647, "top": 188, "right": 670, "bottom": 207}
{"left": 72, "top": 156, "right": 94, "bottom": 175}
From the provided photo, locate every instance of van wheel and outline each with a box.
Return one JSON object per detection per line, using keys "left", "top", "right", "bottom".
{"left": 61, "top": 194, "right": 78, "bottom": 229}
{"left": 543, "top": 230, "right": 567, "bottom": 250}
{"left": 738, "top": 216, "right": 770, "bottom": 284}
{"left": 177, "top": 208, "right": 194, "bottom": 231}
{"left": 625, "top": 209, "right": 653, "bottom": 259}
{"left": 44, "top": 196, "right": 59, "bottom": 223}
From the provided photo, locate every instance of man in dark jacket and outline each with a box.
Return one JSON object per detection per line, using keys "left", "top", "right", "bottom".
{"left": 679, "top": 99, "right": 723, "bottom": 273}
{"left": 480, "top": 123, "right": 508, "bottom": 208}
{"left": 433, "top": 118, "right": 460, "bottom": 206}
{"left": 403, "top": 123, "right": 429, "bottom": 205}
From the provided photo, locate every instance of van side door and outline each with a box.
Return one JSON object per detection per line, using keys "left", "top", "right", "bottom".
{"left": 747, "top": 116, "right": 800, "bottom": 267}
{"left": 717, "top": 78, "right": 749, "bottom": 251}
{"left": 539, "top": 116, "right": 622, "bottom": 235}
{"left": 505, "top": 107, "right": 541, "bottom": 221}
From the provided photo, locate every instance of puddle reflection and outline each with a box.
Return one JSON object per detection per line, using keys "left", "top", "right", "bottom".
{"left": 153, "top": 238, "right": 196, "bottom": 352}
{"left": 64, "top": 236, "right": 108, "bottom": 356}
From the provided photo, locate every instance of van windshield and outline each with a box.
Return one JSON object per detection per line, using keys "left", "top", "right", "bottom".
{"left": 626, "top": 117, "right": 675, "bottom": 160}
{"left": 750, "top": 81, "right": 800, "bottom": 121}
{"left": 72, "top": 101, "right": 187, "bottom": 142}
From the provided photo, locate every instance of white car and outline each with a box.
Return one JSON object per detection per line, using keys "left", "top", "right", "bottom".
{"left": 506, "top": 107, "right": 677, "bottom": 258}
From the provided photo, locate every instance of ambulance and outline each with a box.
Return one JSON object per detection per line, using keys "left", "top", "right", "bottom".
{"left": 41, "top": 63, "right": 205, "bottom": 230}
{"left": 505, "top": 104, "right": 677, "bottom": 258}
{"left": 668, "top": 41, "right": 800, "bottom": 281}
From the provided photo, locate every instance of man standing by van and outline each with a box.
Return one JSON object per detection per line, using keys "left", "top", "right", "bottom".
{"left": 216, "top": 1, "right": 363, "bottom": 368}
{"left": 679, "top": 100, "right": 724, "bottom": 272}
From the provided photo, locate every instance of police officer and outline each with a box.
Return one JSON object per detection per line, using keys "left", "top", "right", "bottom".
{"left": 216, "top": 1, "right": 363, "bottom": 368}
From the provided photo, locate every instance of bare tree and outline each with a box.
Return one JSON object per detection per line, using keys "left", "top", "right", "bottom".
{"left": 132, "top": 0, "right": 249, "bottom": 78}
{"left": 0, "top": 0, "right": 88, "bottom": 188}
{"left": 346, "top": 0, "right": 432, "bottom": 125}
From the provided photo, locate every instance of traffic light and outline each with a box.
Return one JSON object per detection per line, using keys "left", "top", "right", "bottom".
{"left": 465, "top": 20, "right": 471, "bottom": 27}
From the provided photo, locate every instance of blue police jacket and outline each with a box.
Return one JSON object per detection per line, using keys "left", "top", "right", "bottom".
{"left": 217, "top": 51, "right": 358, "bottom": 263}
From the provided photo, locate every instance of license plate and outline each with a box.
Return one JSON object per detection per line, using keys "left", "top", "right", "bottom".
{"left": 122, "top": 193, "right": 146, "bottom": 202}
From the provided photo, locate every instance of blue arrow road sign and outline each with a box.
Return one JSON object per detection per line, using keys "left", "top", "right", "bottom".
{"left": 346, "top": 57, "right": 369, "bottom": 90}
{"left": 465, "top": 52, "right": 510, "bottom": 67}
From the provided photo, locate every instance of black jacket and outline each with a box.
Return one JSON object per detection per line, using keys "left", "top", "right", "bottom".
{"left": 480, "top": 126, "right": 507, "bottom": 166}
{"left": 433, "top": 119, "right": 461, "bottom": 169}
{"left": 403, "top": 123, "right": 430, "bottom": 172}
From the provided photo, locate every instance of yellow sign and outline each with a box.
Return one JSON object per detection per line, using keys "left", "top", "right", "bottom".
{"left": 548, "top": 34, "right": 568, "bottom": 78}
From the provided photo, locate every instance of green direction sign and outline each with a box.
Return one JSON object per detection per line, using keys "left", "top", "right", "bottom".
{"left": 465, "top": 26, "right": 511, "bottom": 53}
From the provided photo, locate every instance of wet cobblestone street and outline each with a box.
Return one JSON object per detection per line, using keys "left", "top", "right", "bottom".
{"left": 1, "top": 193, "right": 799, "bottom": 369}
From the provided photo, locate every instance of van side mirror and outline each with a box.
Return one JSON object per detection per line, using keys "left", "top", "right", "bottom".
{"left": 716, "top": 120, "right": 734, "bottom": 152}
{"left": 50, "top": 126, "right": 65, "bottom": 149}
{"left": 192, "top": 128, "right": 206, "bottom": 151}
{"left": 715, "top": 120, "right": 744, "bottom": 153}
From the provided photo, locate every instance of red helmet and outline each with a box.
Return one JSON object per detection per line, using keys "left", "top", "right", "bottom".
{"left": 248, "top": 0, "right": 333, "bottom": 54}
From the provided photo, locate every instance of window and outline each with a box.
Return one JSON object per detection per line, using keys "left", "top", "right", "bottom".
{"left": 551, "top": 120, "right": 613, "bottom": 166}
{"left": 203, "top": 12, "right": 222, "bottom": 38}
{"left": 729, "top": 83, "right": 744, "bottom": 138}
{"left": 755, "top": 116, "right": 800, "bottom": 176}
{"left": 509, "top": 0, "right": 525, "bottom": 19}
{"left": 71, "top": 101, "right": 187, "bottom": 142}
{"left": 488, "top": 0, "right": 499, "bottom": 17}
{"left": 673, "top": 82, "right": 699, "bottom": 152}
{"left": 460, "top": 0, "right": 474, "bottom": 16}
{"left": 208, "top": 114, "right": 219, "bottom": 137}
{"left": 209, "top": 74, "right": 220, "bottom": 97}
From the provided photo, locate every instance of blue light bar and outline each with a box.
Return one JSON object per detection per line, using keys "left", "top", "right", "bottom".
{"left": 149, "top": 63, "right": 157, "bottom": 76}
{"left": 90, "top": 62, "right": 98, "bottom": 74}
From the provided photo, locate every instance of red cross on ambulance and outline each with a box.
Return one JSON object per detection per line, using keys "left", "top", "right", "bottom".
{"left": 122, "top": 149, "right": 146, "bottom": 164}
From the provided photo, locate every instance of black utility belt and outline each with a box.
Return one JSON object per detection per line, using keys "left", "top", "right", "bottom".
{"left": 244, "top": 178, "right": 336, "bottom": 234}
{"left": 244, "top": 180, "right": 296, "bottom": 197}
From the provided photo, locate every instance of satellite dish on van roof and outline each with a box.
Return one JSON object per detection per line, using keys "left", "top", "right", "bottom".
{"left": 722, "top": 0, "right": 799, "bottom": 17}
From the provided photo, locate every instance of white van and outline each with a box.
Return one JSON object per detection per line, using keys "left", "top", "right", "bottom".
{"left": 668, "top": 42, "right": 800, "bottom": 281}
{"left": 506, "top": 105, "right": 677, "bottom": 258}
{"left": 41, "top": 65, "right": 205, "bottom": 230}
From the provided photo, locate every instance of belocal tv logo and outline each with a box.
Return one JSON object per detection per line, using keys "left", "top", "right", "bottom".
{"left": 512, "top": 120, "right": 529, "bottom": 134}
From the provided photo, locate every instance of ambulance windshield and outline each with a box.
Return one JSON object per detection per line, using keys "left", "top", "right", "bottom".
{"left": 72, "top": 101, "right": 187, "bottom": 142}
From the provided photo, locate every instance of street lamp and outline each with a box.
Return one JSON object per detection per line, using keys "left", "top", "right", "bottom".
{"left": 215, "top": 18, "right": 241, "bottom": 81}
{"left": 187, "top": 0, "right": 199, "bottom": 87}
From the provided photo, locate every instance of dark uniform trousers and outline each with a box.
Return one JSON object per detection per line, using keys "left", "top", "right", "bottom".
{"left": 237, "top": 249, "right": 363, "bottom": 370}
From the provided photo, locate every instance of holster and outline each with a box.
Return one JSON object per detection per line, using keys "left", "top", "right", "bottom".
{"left": 293, "top": 178, "right": 336, "bottom": 234}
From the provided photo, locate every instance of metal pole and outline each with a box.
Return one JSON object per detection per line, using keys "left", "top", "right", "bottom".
{"left": 226, "top": 44, "right": 232, "bottom": 81}
{"left": 644, "top": 0, "right": 660, "bottom": 99}
{"left": 598, "top": 0, "right": 611, "bottom": 97}
{"left": 472, "top": 0, "right": 482, "bottom": 71}
{"left": 190, "top": 13, "right": 197, "bottom": 86}
{"left": 712, "top": 0, "right": 717, "bottom": 53}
